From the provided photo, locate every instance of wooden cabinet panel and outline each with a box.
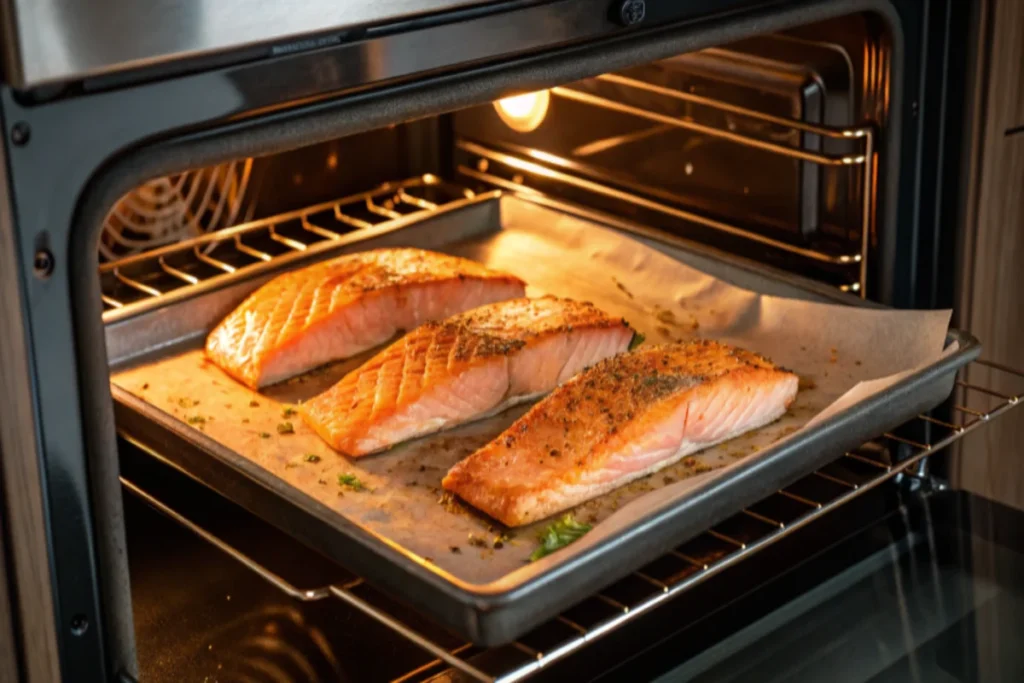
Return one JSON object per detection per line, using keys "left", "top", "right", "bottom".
{"left": 989, "top": 0, "right": 1024, "bottom": 128}
{"left": 955, "top": 134, "right": 1024, "bottom": 508}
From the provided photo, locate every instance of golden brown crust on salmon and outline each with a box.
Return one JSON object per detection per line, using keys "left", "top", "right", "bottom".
{"left": 301, "top": 297, "right": 634, "bottom": 457}
{"left": 205, "top": 248, "right": 525, "bottom": 388}
{"left": 443, "top": 340, "right": 798, "bottom": 526}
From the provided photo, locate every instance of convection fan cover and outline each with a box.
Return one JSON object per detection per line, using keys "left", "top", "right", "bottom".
{"left": 99, "top": 160, "right": 253, "bottom": 262}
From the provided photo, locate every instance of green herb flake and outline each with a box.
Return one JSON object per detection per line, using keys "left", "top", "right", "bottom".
{"left": 529, "top": 514, "right": 592, "bottom": 561}
{"left": 186, "top": 415, "right": 206, "bottom": 426}
{"left": 282, "top": 406, "right": 298, "bottom": 418}
{"left": 338, "top": 473, "right": 371, "bottom": 492}
{"left": 177, "top": 397, "right": 199, "bottom": 409}
{"left": 628, "top": 332, "right": 646, "bottom": 351}
{"left": 304, "top": 454, "right": 322, "bottom": 463}
{"left": 277, "top": 421, "right": 295, "bottom": 435}
{"left": 259, "top": 432, "right": 271, "bottom": 439}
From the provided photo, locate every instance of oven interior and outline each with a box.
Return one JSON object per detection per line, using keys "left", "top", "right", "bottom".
{"left": 99, "top": 13, "right": 887, "bottom": 311}
{"left": 93, "top": 12, "right": 1024, "bottom": 683}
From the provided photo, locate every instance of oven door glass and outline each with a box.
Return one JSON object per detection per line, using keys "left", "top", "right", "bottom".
{"left": 660, "top": 492, "right": 1024, "bottom": 683}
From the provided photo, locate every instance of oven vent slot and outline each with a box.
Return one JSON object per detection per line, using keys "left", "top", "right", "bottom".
{"left": 98, "top": 175, "right": 474, "bottom": 316}
{"left": 457, "top": 73, "right": 875, "bottom": 296}
{"left": 123, "top": 359, "right": 1023, "bottom": 682}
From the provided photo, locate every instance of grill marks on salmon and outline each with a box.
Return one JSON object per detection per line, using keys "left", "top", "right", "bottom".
{"left": 205, "top": 249, "right": 525, "bottom": 388}
{"left": 443, "top": 340, "right": 798, "bottom": 526}
{"left": 300, "top": 297, "right": 635, "bottom": 457}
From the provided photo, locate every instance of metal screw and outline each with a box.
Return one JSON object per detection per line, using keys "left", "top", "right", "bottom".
{"left": 33, "top": 249, "right": 54, "bottom": 279}
{"left": 613, "top": 0, "right": 646, "bottom": 27}
{"left": 70, "top": 615, "right": 89, "bottom": 637}
{"left": 10, "top": 122, "right": 30, "bottom": 146}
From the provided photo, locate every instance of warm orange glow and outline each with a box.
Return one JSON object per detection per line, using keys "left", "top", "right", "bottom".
{"left": 494, "top": 90, "right": 550, "bottom": 133}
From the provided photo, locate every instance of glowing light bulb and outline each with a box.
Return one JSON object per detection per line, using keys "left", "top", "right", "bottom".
{"left": 494, "top": 90, "right": 550, "bottom": 133}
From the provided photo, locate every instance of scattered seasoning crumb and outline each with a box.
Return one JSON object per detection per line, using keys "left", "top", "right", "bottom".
{"left": 317, "top": 478, "right": 327, "bottom": 485}
{"left": 798, "top": 376, "right": 817, "bottom": 390}
{"left": 855, "top": 360, "right": 862, "bottom": 366}
{"left": 467, "top": 533, "right": 487, "bottom": 548}
{"left": 177, "top": 397, "right": 198, "bottom": 408}
{"left": 450, "top": 546, "right": 462, "bottom": 554}
{"left": 612, "top": 276, "right": 635, "bottom": 299}
{"left": 682, "top": 457, "right": 697, "bottom": 467}
{"left": 691, "top": 319, "right": 700, "bottom": 330}
{"left": 338, "top": 473, "right": 370, "bottom": 492}
{"left": 303, "top": 454, "right": 321, "bottom": 463}
{"left": 259, "top": 432, "right": 271, "bottom": 439}
{"left": 277, "top": 421, "right": 295, "bottom": 435}
{"left": 492, "top": 533, "right": 511, "bottom": 550}
{"left": 141, "top": 383, "right": 149, "bottom": 390}
{"left": 656, "top": 325, "right": 673, "bottom": 337}
{"left": 655, "top": 309, "right": 677, "bottom": 325}
{"left": 249, "top": 400, "right": 260, "bottom": 408}
{"left": 282, "top": 406, "right": 298, "bottom": 418}
{"left": 241, "top": 418, "right": 250, "bottom": 424}
{"left": 419, "top": 464, "right": 427, "bottom": 472}
{"left": 186, "top": 415, "right": 206, "bottom": 426}
{"left": 693, "top": 464, "right": 714, "bottom": 474}
{"left": 424, "top": 557, "right": 435, "bottom": 564}
{"left": 663, "top": 476, "right": 676, "bottom": 485}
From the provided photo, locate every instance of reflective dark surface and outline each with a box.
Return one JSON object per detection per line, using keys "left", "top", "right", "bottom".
{"left": 673, "top": 530, "right": 1024, "bottom": 682}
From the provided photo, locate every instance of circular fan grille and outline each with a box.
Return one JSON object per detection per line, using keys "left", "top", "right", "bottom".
{"left": 99, "top": 159, "right": 253, "bottom": 262}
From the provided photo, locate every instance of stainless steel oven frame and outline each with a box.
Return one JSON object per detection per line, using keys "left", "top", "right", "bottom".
{"left": 0, "top": 0, "right": 980, "bottom": 680}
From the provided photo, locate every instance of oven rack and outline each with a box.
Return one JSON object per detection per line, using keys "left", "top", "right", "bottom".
{"left": 98, "top": 175, "right": 475, "bottom": 318}
{"left": 122, "top": 358, "right": 1023, "bottom": 683}
{"left": 459, "top": 71, "right": 874, "bottom": 296}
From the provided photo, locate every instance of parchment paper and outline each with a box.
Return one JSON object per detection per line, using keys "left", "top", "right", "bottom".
{"left": 112, "top": 199, "right": 952, "bottom": 585}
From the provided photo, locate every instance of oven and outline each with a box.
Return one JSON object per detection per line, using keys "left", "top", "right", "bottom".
{"left": 1, "top": 1, "right": 1022, "bottom": 681}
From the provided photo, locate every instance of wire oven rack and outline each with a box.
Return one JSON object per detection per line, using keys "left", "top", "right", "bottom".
{"left": 98, "top": 175, "right": 475, "bottom": 316}
{"left": 122, "top": 358, "right": 1023, "bottom": 683}
{"left": 457, "top": 72, "right": 874, "bottom": 296}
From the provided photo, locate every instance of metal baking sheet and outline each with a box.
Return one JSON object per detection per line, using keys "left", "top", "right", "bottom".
{"left": 109, "top": 194, "right": 980, "bottom": 645}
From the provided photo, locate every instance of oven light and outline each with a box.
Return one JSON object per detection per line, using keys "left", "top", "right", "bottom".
{"left": 495, "top": 90, "right": 550, "bottom": 133}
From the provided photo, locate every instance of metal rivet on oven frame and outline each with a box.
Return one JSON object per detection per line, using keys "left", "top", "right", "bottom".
{"left": 10, "top": 121, "right": 30, "bottom": 146}
{"left": 70, "top": 614, "right": 89, "bottom": 636}
{"left": 33, "top": 249, "right": 54, "bottom": 279}
{"left": 612, "top": 0, "right": 646, "bottom": 27}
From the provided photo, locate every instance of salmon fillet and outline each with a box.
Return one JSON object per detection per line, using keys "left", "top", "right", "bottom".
{"left": 205, "top": 248, "right": 525, "bottom": 388}
{"left": 443, "top": 340, "right": 798, "bottom": 526}
{"left": 301, "top": 296, "right": 635, "bottom": 457}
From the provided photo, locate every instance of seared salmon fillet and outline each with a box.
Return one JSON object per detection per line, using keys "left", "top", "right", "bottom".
{"left": 301, "top": 297, "right": 635, "bottom": 457}
{"left": 443, "top": 340, "right": 798, "bottom": 526}
{"left": 205, "top": 248, "right": 525, "bottom": 388}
